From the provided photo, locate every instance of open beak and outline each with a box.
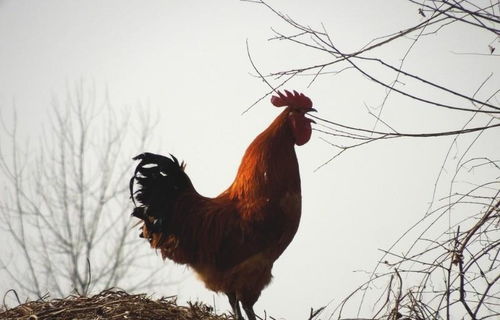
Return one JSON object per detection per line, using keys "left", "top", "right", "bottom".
{"left": 306, "top": 108, "right": 317, "bottom": 124}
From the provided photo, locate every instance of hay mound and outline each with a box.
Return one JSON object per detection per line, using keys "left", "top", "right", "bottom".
{"left": 0, "top": 289, "right": 232, "bottom": 320}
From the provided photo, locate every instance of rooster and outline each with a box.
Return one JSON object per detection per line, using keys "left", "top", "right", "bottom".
{"left": 130, "top": 90, "right": 316, "bottom": 320}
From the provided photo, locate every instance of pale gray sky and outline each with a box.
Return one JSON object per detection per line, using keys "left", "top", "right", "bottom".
{"left": 0, "top": 0, "right": 498, "bottom": 319}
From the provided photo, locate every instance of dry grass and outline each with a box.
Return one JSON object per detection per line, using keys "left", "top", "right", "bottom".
{"left": 0, "top": 289, "right": 233, "bottom": 320}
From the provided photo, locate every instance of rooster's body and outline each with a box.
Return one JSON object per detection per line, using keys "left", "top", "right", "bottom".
{"left": 130, "top": 90, "right": 315, "bottom": 320}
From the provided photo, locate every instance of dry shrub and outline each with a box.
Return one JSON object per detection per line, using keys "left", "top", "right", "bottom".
{"left": 0, "top": 289, "right": 232, "bottom": 320}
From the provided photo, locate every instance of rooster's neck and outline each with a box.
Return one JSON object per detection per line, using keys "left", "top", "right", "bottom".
{"left": 227, "top": 109, "right": 301, "bottom": 199}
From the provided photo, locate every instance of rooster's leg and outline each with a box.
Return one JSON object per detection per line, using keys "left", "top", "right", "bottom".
{"left": 227, "top": 293, "right": 243, "bottom": 320}
{"left": 242, "top": 302, "right": 256, "bottom": 320}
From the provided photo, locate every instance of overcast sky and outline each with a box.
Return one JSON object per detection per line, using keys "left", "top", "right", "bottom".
{"left": 1, "top": 1, "right": 498, "bottom": 319}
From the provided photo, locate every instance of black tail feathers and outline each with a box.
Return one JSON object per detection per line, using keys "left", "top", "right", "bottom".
{"left": 130, "top": 152, "right": 192, "bottom": 238}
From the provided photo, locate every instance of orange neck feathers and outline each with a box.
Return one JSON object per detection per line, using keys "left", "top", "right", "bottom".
{"left": 228, "top": 108, "right": 300, "bottom": 200}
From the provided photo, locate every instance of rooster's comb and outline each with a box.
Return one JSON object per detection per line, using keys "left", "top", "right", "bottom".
{"left": 271, "top": 90, "right": 313, "bottom": 109}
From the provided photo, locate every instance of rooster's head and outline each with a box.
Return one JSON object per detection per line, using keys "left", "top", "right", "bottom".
{"left": 271, "top": 90, "right": 316, "bottom": 146}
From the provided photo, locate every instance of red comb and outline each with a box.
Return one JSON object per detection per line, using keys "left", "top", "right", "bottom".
{"left": 271, "top": 90, "right": 313, "bottom": 109}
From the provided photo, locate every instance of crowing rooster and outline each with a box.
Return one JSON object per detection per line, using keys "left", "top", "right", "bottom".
{"left": 130, "top": 90, "right": 316, "bottom": 320}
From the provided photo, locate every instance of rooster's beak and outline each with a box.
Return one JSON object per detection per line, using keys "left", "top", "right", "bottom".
{"left": 306, "top": 108, "right": 317, "bottom": 124}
